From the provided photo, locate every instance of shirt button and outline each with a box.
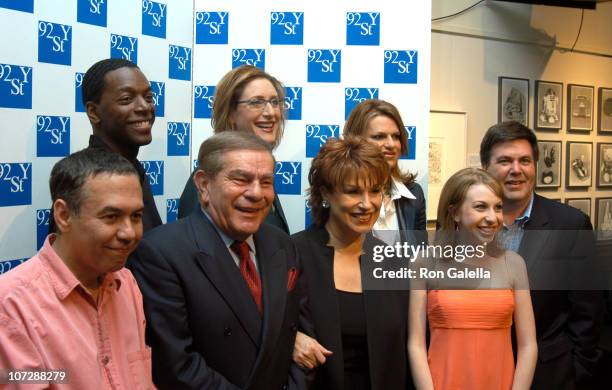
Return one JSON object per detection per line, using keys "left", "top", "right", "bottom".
{"left": 224, "top": 327, "right": 232, "bottom": 336}
{"left": 101, "top": 356, "right": 110, "bottom": 365}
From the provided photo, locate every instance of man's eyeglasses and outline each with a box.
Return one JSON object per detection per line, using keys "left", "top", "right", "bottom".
{"left": 237, "top": 97, "right": 281, "bottom": 111}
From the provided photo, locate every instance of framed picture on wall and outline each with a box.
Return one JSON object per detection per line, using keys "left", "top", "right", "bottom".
{"left": 567, "top": 84, "right": 594, "bottom": 132}
{"left": 565, "top": 198, "right": 591, "bottom": 219}
{"left": 566, "top": 141, "right": 592, "bottom": 188}
{"left": 534, "top": 81, "right": 562, "bottom": 131}
{"left": 596, "top": 142, "right": 612, "bottom": 188}
{"left": 595, "top": 197, "right": 612, "bottom": 241}
{"left": 536, "top": 140, "right": 561, "bottom": 188}
{"left": 498, "top": 77, "right": 529, "bottom": 126}
{"left": 598, "top": 87, "right": 612, "bottom": 133}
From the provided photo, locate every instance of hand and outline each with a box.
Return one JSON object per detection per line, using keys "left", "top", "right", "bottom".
{"left": 292, "top": 331, "right": 333, "bottom": 370}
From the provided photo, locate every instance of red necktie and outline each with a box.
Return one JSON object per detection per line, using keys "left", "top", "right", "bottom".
{"left": 230, "top": 241, "right": 263, "bottom": 313}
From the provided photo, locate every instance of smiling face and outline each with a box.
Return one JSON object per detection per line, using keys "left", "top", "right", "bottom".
{"left": 484, "top": 139, "right": 536, "bottom": 207}
{"left": 365, "top": 115, "right": 402, "bottom": 169}
{"left": 231, "top": 78, "right": 281, "bottom": 146}
{"left": 454, "top": 183, "right": 503, "bottom": 244}
{"left": 197, "top": 149, "right": 275, "bottom": 241}
{"left": 324, "top": 175, "right": 383, "bottom": 239}
{"left": 60, "top": 173, "right": 144, "bottom": 284}
{"left": 87, "top": 67, "right": 156, "bottom": 158}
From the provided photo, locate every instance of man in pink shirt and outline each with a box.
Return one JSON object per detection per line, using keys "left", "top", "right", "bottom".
{"left": 0, "top": 148, "right": 154, "bottom": 389}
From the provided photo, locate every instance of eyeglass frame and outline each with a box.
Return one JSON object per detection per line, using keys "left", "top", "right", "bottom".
{"left": 236, "top": 97, "right": 282, "bottom": 111}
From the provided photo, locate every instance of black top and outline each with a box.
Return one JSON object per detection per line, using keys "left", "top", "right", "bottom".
{"left": 337, "top": 290, "right": 371, "bottom": 390}
{"left": 48, "top": 135, "right": 162, "bottom": 234}
{"left": 178, "top": 170, "right": 290, "bottom": 233}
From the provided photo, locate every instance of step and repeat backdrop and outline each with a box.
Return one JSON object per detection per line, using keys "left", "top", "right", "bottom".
{"left": 0, "top": 0, "right": 431, "bottom": 272}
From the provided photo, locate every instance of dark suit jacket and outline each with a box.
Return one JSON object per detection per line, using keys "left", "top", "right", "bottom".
{"left": 292, "top": 226, "right": 411, "bottom": 390}
{"left": 178, "top": 172, "right": 289, "bottom": 233}
{"left": 394, "top": 181, "right": 427, "bottom": 232}
{"left": 128, "top": 210, "right": 303, "bottom": 389}
{"left": 518, "top": 194, "right": 603, "bottom": 390}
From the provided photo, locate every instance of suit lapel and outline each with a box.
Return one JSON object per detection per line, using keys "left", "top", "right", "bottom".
{"left": 190, "top": 211, "right": 262, "bottom": 346}
{"left": 519, "top": 194, "right": 551, "bottom": 272}
{"left": 247, "top": 230, "right": 288, "bottom": 385}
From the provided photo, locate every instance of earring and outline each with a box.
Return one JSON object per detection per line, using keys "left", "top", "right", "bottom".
{"left": 322, "top": 199, "right": 330, "bottom": 208}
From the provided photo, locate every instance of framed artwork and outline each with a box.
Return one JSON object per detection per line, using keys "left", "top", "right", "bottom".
{"left": 565, "top": 198, "right": 591, "bottom": 219}
{"left": 536, "top": 140, "right": 561, "bottom": 188}
{"left": 595, "top": 197, "right": 612, "bottom": 241}
{"left": 596, "top": 142, "right": 612, "bottom": 188}
{"left": 566, "top": 141, "right": 592, "bottom": 188}
{"left": 534, "top": 81, "right": 562, "bottom": 131}
{"left": 598, "top": 87, "right": 612, "bottom": 133}
{"left": 567, "top": 84, "right": 594, "bottom": 132}
{"left": 498, "top": 77, "right": 529, "bottom": 126}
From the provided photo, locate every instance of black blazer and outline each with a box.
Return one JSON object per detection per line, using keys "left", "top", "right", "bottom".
{"left": 128, "top": 210, "right": 303, "bottom": 390}
{"left": 518, "top": 194, "right": 603, "bottom": 390}
{"left": 292, "top": 226, "right": 411, "bottom": 390}
{"left": 394, "top": 181, "right": 427, "bottom": 232}
{"left": 178, "top": 171, "right": 289, "bottom": 233}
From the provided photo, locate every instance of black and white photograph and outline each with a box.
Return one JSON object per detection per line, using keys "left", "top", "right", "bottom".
{"left": 566, "top": 141, "right": 592, "bottom": 188}
{"left": 595, "top": 197, "right": 612, "bottom": 241}
{"left": 534, "top": 81, "right": 562, "bottom": 131}
{"left": 565, "top": 198, "right": 591, "bottom": 219}
{"left": 498, "top": 77, "right": 529, "bottom": 126}
{"left": 596, "top": 142, "right": 612, "bottom": 188}
{"left": 598, "top": 87, "right": 612, "bottom": 133}
{"left": 536, "top": 140, "right": 561, "bottom": 188}
{"left": 567, "top": 84, "right": 594, "bottom": 132}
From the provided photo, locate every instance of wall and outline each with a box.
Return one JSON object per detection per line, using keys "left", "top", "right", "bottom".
{"left": 0, "top": 0, "right": 193, "bottom": 271}
{"left": 431, "top": 0, "right": 612, "bottom": 220}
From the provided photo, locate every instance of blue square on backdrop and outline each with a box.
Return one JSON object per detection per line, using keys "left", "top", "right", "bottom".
{"left": 169, "top": 45, "right": 191, "bottom": 80}
{"left": 0, "top": 0, "right": 33, "bottom": 13}
{"left": 307, "top": 49, "right": 341, "bottom": 83}
{"left": 110, "top": 34, "right": 138, "bottom": 64}
{"left": 284, "top": 87, "right": 302, "bottom": 120}
{"left": 400, "top": 126, "right": 416, "bottom": 160}
{"left": 0, "top": 258, "right": 28, "bottom": 275}
{"left": 166, "top": 198, "right": 179, "bottom": 223}
{"left": 305, "top": 125, "right": 339, "bottom": 158}
{"left": 77, "top": 0, "right": 107, "bottom": 27}
{"left": 195, "top": 11, "right": 228, "bottom": 44}
{"left": 193, "top": 85, "right": 215, "bottom": 118}
{"left": 274, "top": 161, "right": 301, "bottom": 195}
{"left": 305, "top": 200, "right": 312, "bottom": 229}
{"left": 193, "top": 159, "right": 199, "bottom": 171}
{"left": 384, "top": 50, "right": 418, "bottom": 84}
{"left": 0, "top": 163, "right": 32, "bottom": 206}
{"left": 150, "top": 81, "right": 165, "bottom": 117}
{"left": 344, "top": 87, "right": 379, "bottom": 119}
{"left": 36, "top": 208, "right": 51, "bottom": 250}
{"left": 36, "top": 116, "right": 70, "bottom": 157}
{"left": 167, "top": 122, "right": 190, "bottom": 156}
{"left": 270, "top": 11, "right": 303, "bottom": 45}
{"left": 232, "top": 49, "right": 265, "bottom": 70}
{"left": 74, "top": 72, "right": 85, "bottom": 112}
{"left": 38, "top": 21, "right": 72, "bottom": 66}
{"left": 0, "top": 64, "right": 32, "bottom": 109}
{"left": 140, "top": 161, "right": 164, "bottom": 196}
{"left": 346, "top": 12, "right": 380, "bottom": 46}
{"left": 142, "top": 0, "right": 167, "bottom": 38}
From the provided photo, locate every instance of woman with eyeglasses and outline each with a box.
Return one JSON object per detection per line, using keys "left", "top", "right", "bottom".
{"left": 343, "top": 99, "right": 426, "bottom": 244}
{"left": 177, "top": 65, "right": 289, "bottom": 233}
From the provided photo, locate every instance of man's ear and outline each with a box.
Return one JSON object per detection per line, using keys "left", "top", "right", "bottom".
{"left": 85, "top": 101, "right": 101, "bottom": 126}
{"left": 193, "top": 170, "right": 210, "bottom": 205}
{"left": 53, "top": 199, "right": 73, "bottom": 234}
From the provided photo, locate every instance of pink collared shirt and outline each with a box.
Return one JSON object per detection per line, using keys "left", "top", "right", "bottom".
{"left": 0, "top": 237, "right": 154, "bottom": 389}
